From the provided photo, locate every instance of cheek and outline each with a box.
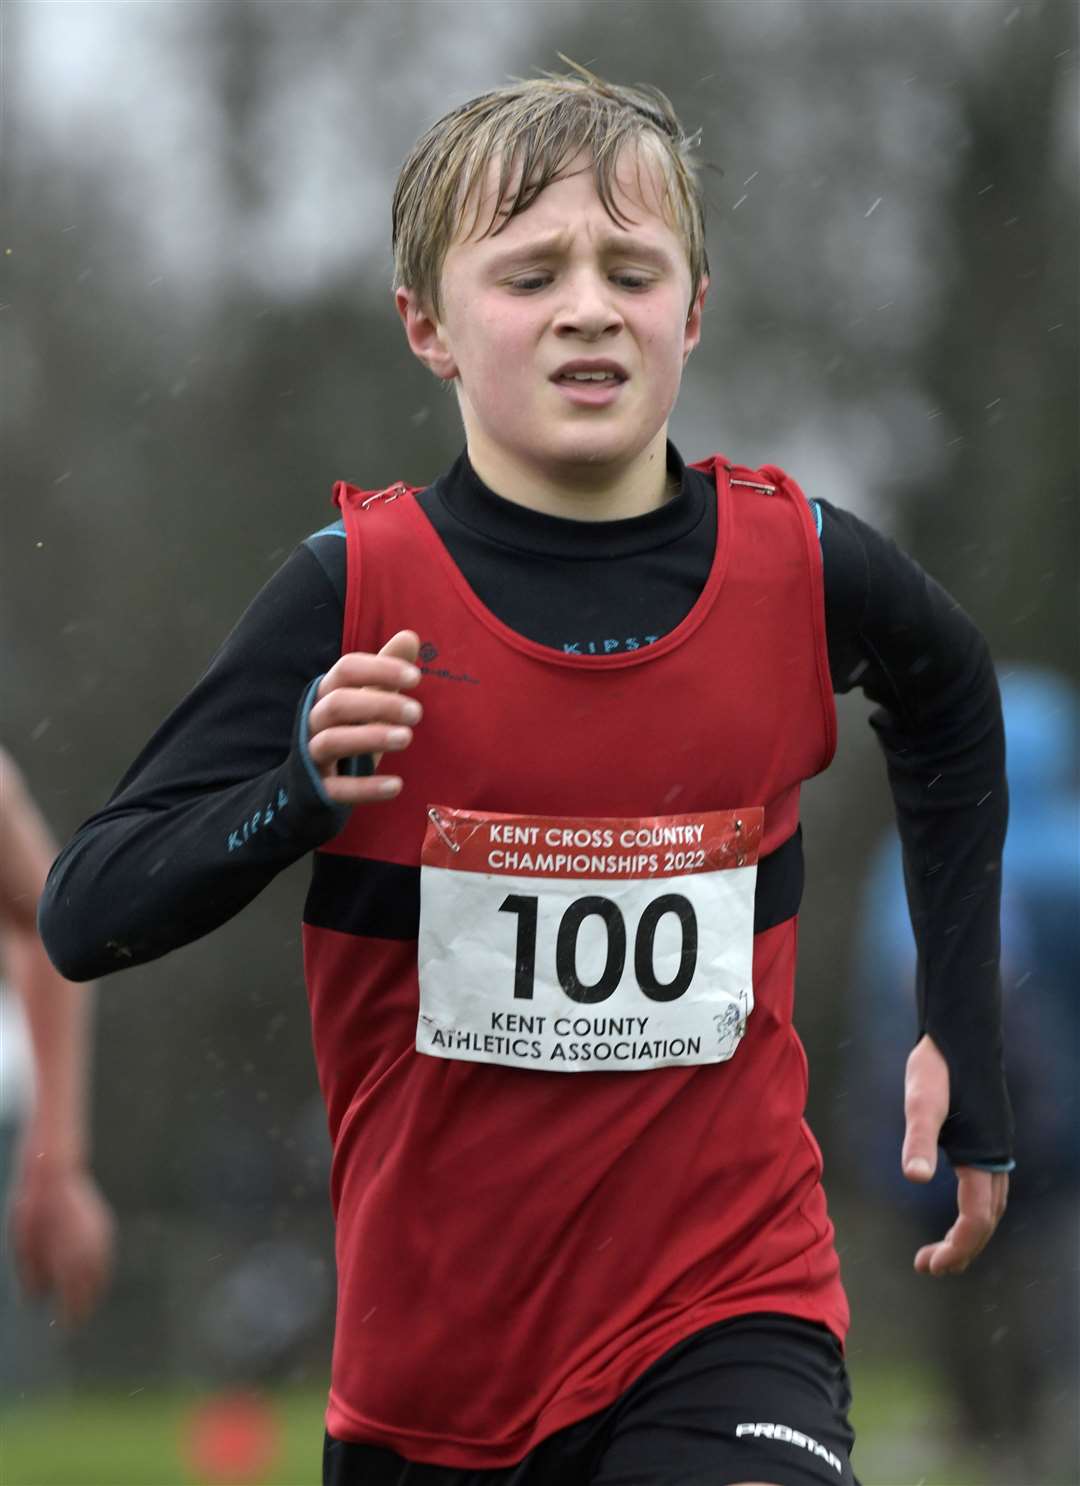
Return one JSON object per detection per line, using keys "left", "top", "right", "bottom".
{"left": 472, "top": 316, "right": 541, "bottom": 406}
{"left": 638, "top": 299, "right": 689, "bottom": 365}
{"left": 490, "top": 309, "right": 537, "bottom": 360}
{"left": 641, "top": 326, "right": 686, "bottom": 389}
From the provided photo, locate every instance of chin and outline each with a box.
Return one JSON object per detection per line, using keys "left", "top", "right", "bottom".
{"left": 539, "top": 425, "right": 645, "bottom": 472}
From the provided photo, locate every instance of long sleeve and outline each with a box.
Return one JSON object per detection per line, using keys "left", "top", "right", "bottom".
{"left": 38, "top": 542, "right": 350, "bottom": 981}
{"left": 818, "top": 498, "right": 1012, "bottom": 1167}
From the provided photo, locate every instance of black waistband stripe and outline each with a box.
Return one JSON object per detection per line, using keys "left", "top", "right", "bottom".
{"left": 304, "top": 828, "right": 804, "bottom": 942}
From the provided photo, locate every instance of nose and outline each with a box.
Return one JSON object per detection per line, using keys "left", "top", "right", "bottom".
{"left": 552, "top": 270, "right": 625, "bottom": 341}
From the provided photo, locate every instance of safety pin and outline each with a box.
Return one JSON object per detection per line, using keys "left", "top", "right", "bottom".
{"left": 729, "top": 479, "right": 776, "bottom": 495}
{"left": 427, "top": 807, "right": 461, "bottom": 853}
{"left": 361, "top": 482, "right": 408, "bottom": 509}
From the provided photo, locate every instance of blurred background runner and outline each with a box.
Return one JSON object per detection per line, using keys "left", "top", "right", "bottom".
{"left": 847, "top": 667, "right": 1080, "bottom": 1484}
{"left": 1, "top": 749, "right": 115, "bottom": 1388}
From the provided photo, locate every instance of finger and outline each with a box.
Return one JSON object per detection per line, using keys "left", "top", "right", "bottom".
{"left": 322, "top": 773, "right": 404, "bottom": 806}
{"left": 914, "top": 1212, "right": 995, "bottom": 1276}
{"left": 307, "top": 723, "right": 414, "bottom": 770}
{"left": 915, "top": 1212, "right": 992, "bottom": 1272}
{"left": 314, "top": 634, "right": 423, "bottom": 783}
{"left": 317, "top": 648, "right": 421, "bottom": 702}
{"left": 311, "top": 636, "right": 421, "bottom": 772}
{"left": 992, "top": 1171, "right": 1010, "bottom": 1223}
{"left": 357, "top": 632, "right": 424, "bottom": 765}
{"left": 344, "top": 631, "right": 422, "bottom": 697}
{"left": 334, "top": 632, "right": 422, "bottom": 781}
{"left": 307, "top": 687, "right": 422, "bottom": 736}
{"left": 308, "top": 701, "right": 419, "bottom": 787}
{"left": 378, "top": 630, "right": 421, "bottom": 665}
{"left": 914, "top": 1168, "right": 998, "bottom": 1275}
{"left": 313, "top": 728, "right": 411, "bottom": 792}
{"left": 955, "top": 1165, "right": 996, "bottom": 1225}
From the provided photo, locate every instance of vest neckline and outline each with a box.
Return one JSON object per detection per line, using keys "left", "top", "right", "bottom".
{"left": 431, "top": 442, "right": 700, "bottom": 562}
{"left": 403, "top": 456, "right": 734, "bottom": 672}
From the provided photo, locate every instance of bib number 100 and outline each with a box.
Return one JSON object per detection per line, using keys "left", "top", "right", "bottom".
{"left": 498, "top": 893, "right": 698, "bottom": 1004}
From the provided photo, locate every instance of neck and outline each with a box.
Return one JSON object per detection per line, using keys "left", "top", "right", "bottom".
{"left": 464, "top": 428, "right": 675, "bottom": 522}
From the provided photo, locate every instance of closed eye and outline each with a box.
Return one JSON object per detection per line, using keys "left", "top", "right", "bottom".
{"left": 508, "top": 273, "right": 654, "bottom": 292}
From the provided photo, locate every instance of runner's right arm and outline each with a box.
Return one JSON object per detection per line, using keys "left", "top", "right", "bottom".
{"left": 38, "top": 540, "right": 399, "bottom": 981}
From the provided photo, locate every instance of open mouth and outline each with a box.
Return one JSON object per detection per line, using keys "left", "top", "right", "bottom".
{"left": 551, "top": 371, "right": 628, "bottom": 404}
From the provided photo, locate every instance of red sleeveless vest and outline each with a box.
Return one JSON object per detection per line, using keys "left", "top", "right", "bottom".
{"left": 303, "top": 455, "right": 846, "bottom": 1467}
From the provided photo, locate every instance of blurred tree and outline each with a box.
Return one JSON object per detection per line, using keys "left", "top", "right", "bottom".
{"left": 902, "top": 0, "right": 1078, "bottom": 679}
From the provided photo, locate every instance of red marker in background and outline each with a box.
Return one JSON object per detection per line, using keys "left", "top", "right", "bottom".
{"left": 180, "top": 1391, "right": 281, "bottom": 1485}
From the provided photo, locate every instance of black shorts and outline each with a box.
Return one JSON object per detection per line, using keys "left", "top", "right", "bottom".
{"left": 323, "top": 1313, "right": 859, "bottom": 1486}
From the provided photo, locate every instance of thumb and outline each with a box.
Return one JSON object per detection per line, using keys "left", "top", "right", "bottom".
{"left": 378, "top": 630, "right": 421, "bottom": 666}
{"left": 902, "top": 1150, "right": 936, "bottom": 1183}
{"left": 901, "top": 1104, "right": 942, "bottom": 1183}
{"left": 901, "top": 1034, "right": 949, "bottom": 1183}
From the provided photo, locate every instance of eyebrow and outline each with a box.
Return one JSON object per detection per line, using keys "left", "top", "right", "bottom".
{"left": 483, "top": 233, "right": 675, "bottom": 271}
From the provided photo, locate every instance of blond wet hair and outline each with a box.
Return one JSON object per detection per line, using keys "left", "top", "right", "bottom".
{"left": 392, "top": 57, "right": 709, "bottom": 320}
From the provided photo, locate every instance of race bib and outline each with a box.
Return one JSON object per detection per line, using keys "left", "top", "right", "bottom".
{"left": 416, "top": 806, "right": 762, "bottom": 1073}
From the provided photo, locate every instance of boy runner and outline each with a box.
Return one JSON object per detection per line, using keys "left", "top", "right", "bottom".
{"left": 40, "top": 62, "right": 1012, "bottom": 1486}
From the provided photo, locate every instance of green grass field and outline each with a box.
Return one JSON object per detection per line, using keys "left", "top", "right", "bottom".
{"left": 0, "top": 1368, "right": 986, "bottom": 1486}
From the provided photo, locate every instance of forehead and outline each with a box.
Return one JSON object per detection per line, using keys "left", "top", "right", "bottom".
{"left": 449, "top": 142, "right": 684, "bottom": 261}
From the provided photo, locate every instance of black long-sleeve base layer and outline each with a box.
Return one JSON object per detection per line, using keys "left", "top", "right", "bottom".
{"left": 39, "top": 444, "right": 1012, "bottom": 1167}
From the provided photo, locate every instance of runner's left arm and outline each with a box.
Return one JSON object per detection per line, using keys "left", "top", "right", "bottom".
{"left": 817, "top": 499, "right": 1012, "bottom": 1171}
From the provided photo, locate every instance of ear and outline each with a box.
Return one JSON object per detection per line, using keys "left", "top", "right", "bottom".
{"left": 683, "top": 275, "right": 709, "bottom": 364}
{"left": 395, "top": 288, "right": 458, "bottom": 381}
